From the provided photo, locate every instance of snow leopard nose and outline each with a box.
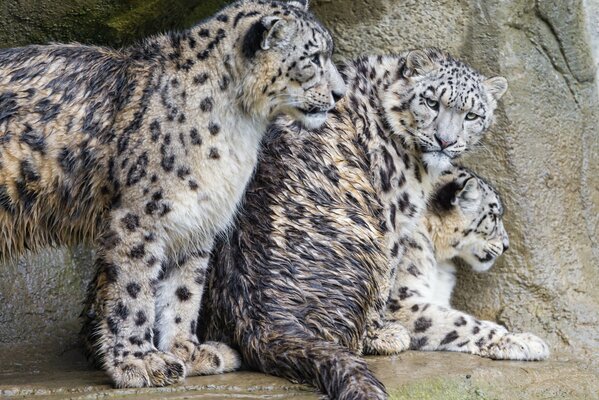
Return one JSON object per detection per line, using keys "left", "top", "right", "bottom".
{"left": 434, "top": 134, "right": 456, "bottom": 149}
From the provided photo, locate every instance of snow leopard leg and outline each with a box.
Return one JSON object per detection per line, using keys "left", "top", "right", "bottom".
{"left": 397, "top": 301, "right": 549, "bottom": 361}
{"left": 154, "top": 247, "right": 241, "bottom": 376}
{"left": 92, "top": 208, "right": 186, "bottom": 388}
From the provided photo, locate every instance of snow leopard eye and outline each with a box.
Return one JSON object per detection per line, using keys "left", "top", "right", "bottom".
{"left": 425, "top": 98, "right": 439, "bottom": 110}
{"left": 465, "top": 112, "right": 480, "bottom": 121}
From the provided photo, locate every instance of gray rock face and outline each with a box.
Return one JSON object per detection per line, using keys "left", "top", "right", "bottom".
{"left": 1, "top": 0, "right": 597, "bottom": 369}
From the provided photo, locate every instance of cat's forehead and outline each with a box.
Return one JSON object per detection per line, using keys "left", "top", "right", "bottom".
{"left": 277, "top": 3, "right": 333, "bottom": 52}
{"left": 424, "top": 60, "right": 487, "bottom": 109}
{"left": 478, "top": 180, "right": 504, "bottom": 215}
{"left": 437, "top": 59, "right": 483, "bottom": 83}
{"left": 434, "top": 60, "right": 482, "bottom": 95}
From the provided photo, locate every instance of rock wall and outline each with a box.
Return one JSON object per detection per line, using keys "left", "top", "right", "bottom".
{"left": 0, "top": 0, "right": 230, "bottom": 48}
{"left": 1, "top": 0, "right": 598, "bottom": 362}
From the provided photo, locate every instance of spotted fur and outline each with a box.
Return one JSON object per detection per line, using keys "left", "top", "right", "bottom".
{"left": 202, "top": 49, "right": 507, "bottom": 399}
{"left": 0, "top": 0, "right": 344, "bottom": 388}
{"left": 385, "top": 166, "right": 549, "bottom": 361}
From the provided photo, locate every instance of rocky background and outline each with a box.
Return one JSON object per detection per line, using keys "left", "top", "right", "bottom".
{"left": 1, "top": 0, "right": 598, "bottom": 365}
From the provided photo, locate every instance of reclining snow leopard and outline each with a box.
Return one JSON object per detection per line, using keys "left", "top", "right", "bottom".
{"left": 202, "top": 48, "right": 509, "bottom": 399}
{"left": 0, "top": 0, "right": 345, "bottom": 388}
{"left": 386, "top": 166, "right": 549, "bottom": 360}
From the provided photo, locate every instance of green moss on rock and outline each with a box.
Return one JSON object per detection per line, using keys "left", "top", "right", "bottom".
{"left": 0, "top": 0, "right": 230, "bottom": 49}
{"left": 106, "top": 0, "right": 231, "bottom": 45}
{"left": 389, "top": 378, "right": 492, "bottom": 400}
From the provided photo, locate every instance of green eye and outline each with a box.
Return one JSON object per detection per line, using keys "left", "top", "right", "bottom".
{"left": 425, "top": 98, "right": 439, "bottom": 110}
{"left": 465, "top": 112, "right": 479, "bottom": 121}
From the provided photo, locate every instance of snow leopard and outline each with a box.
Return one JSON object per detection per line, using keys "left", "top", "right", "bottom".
{"left": 201, "top": 48, "right": 508, "bottom": 399}
{"left": 0, "top": 0, "right": 345, "bottom": 388}
{"left": 386, "top": 166, "right": 549, "bottom": 361}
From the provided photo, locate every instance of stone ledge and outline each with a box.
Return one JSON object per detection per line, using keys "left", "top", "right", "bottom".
{"left": 1, "top": 346, "right": 597, "bottom": 399}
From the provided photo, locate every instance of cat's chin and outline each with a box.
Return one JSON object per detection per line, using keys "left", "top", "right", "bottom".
{"left": 298, "top": 112, "right": 328, "bottom": 130}
{"left": 422, "top": 152, "right": 453, "bottom": 176}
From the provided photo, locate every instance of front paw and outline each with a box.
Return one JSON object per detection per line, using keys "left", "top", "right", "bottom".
{"left": 483, "top": 332, "right": 550, "bottom": 361}
{"left": 109, "top": 351, "right": 186, "bottom": 388}
{"left": 171, "top": 339, "right": 241, "bottom": 376}
{"left": 363, "top": 321, "right": 411, "bottom": 355}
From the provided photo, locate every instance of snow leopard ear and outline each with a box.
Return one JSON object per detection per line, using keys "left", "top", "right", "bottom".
{"left": 454, "top": 177, "right": 481, "bottom": 205}
{"left": 484, "top": 76, "right": 508, "bottom": 101}
{"left": 261, "top": 16, "right": 297, "bottom": 50}
{"left": 287, "top": 0, "right": 309, "bottom": 10}
{"left": 431, "top": 179, "right": 460, "bottom": 215}
{"left": 402, "top": 48, "right": 442, "bottom": 78}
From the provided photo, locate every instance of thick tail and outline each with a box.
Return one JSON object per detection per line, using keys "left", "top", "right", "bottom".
{"left": 246, "top": 329, "right": 387, "bottom": 400}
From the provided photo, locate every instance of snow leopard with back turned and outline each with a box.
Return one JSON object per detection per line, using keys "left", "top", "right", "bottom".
{"left": 386, "top": 166, "right": 549, "bottom": 360}
{"left": 202, "top": 48, "right": 509, "bottom": 399}
{"left": 0, "top": 0, "right": 345, "bottom": 388}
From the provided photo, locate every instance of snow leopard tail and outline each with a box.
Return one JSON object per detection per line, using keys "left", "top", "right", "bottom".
{"left": 247, "top": 327, "right": 388, "bottom": 400}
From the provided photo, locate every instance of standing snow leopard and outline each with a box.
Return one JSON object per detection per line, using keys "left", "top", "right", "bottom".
{"left": 202, "top": 48, "right": 508, "bottom": 399}
{"left": 0, "top": 0, "right": 345, "bottom": 388}
{"left": 386, "top": 166, "right": 549, "bottom": 360}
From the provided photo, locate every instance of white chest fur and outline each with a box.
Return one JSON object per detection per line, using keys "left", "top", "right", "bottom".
{"left": 429, "top": 261, "right": 457, "bottom": 307}
{"left": 163, "top": 99, "right": 266, "bottom": 252}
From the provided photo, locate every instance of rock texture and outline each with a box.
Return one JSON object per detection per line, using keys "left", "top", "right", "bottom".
{"left": 0, "top": 0, "right": 597, "bottom": 383}
{"left": 1, "top": 349, "right": 597, "bottom": 399}
{"left": 0, "top": 0, "right": 230, "bottom": 48}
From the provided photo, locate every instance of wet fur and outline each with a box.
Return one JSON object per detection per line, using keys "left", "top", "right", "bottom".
{"left": 202, "top": 50, "right": 507, "bottom": 399}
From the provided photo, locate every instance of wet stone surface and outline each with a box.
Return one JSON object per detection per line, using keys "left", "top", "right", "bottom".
{"left": 1, "top": 346, "right": 597, "bottom": 399}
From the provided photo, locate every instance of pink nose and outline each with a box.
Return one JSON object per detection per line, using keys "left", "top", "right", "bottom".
{"left": 434, "top": 134, "right": 455, "bottom": 149}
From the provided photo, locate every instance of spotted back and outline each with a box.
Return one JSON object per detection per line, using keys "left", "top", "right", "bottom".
{"left": 382, "top": 48, "right": 508, "bottom": 172}
{"left": 427, "top": 167, "right": 509, "bottom": 272}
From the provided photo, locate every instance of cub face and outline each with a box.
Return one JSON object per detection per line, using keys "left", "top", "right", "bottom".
{"left": 383, "top": 48, "right": 508, "bottom": 172}
{"left": 241, "top": 0, "right": 345, "bottom": 129}
{"left": 428, "top": 168, "right": 509, "bottom": 272}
